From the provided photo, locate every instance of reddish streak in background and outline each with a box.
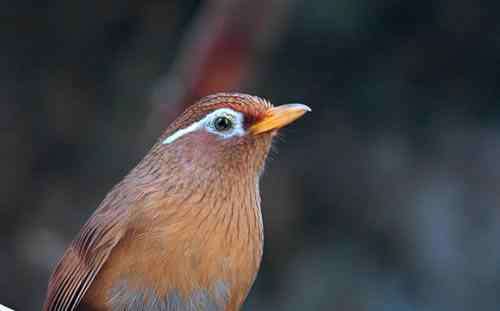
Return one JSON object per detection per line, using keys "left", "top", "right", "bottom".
{"left": 151, "top": 0, "right": 290, "bottom": 124}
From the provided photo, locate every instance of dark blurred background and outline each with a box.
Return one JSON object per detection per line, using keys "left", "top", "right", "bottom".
{"left": 3, "top": 0, "right": 500, "bottom": 310}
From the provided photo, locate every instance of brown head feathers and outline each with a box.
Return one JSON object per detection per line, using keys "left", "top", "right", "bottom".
{"left": 162, "top": 93, "right": 273, "bottom": 138}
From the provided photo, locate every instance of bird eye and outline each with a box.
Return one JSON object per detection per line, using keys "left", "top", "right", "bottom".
{"left": 213, "top": 116, "right": 233, "bottom": 132}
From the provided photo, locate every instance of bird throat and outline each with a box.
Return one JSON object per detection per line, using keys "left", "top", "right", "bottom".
{"left": 85, "top": 142, "right": 267, "bottom": 310}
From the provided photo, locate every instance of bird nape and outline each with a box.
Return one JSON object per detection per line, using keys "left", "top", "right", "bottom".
{"left": 43, "top": 93, "right": 310, "bottom": 311}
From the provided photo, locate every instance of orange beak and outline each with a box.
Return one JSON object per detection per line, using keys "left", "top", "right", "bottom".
{"left": 249, "top": 103, "right": 311, "bottom": 135}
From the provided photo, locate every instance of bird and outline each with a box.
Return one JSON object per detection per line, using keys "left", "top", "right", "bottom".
{"left": 43, "top": 92, "right": 310, "bottom": 311}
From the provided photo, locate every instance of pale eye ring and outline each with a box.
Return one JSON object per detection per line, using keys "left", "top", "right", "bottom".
{"left": 212, "top": 116, "right": 234, "bottom": 132}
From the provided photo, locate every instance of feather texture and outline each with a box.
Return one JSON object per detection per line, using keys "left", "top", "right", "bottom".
{"left": 43, "top": 182, "right": 129, "bottom": 311}
{"left": 43, "top": 93, "right": 276, "bottom": 311}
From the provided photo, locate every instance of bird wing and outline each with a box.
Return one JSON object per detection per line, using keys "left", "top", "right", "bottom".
{"left": 43, "top": 191, "right": 128, "bottom": 311}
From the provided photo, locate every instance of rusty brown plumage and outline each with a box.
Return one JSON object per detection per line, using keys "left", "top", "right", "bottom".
{"left": 43, "top": 93, "right": 309, "bottom": 311}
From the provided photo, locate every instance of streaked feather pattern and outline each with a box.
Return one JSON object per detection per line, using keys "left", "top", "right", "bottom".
{"left": 43, "top": 93, "right": 275, "bottom": 311}
{"left": 43, "top": 184, "right": 129, "bottom": 311}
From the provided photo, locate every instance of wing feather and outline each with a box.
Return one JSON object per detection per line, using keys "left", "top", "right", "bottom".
{"left": 43, "top": 186, "right": 129, "bottom": 311}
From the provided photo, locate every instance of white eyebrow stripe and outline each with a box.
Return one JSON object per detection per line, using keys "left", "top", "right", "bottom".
{"left": 162, "top": 119, "right": 204, "bottom": 144}
{"left": 162, "top": 108, "right": 245, "bottom": 145}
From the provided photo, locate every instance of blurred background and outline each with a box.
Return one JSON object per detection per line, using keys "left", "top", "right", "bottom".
{"left": 3, "top": 0, "right": 500, "bottom": 310}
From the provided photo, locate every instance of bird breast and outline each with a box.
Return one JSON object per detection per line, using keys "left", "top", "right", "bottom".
{"left": 83, "top": 177, "right": 264, "bottom": 311}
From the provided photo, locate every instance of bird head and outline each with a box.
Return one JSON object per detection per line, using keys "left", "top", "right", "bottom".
{"left": 152, "top": 93, "right": 310, "bottom": 182}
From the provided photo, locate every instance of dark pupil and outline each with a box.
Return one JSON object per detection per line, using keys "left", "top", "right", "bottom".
{"left": 214, "top": 116, "right": 233, "bottom": 131}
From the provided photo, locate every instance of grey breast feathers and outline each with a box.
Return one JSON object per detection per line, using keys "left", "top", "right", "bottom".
{"left": 108, "top": 280, "right": 230, "bottom": 311}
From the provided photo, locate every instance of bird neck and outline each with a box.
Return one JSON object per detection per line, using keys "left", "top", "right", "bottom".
{"left": 124, "top": 143, "right": 265, "bottom": 309}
